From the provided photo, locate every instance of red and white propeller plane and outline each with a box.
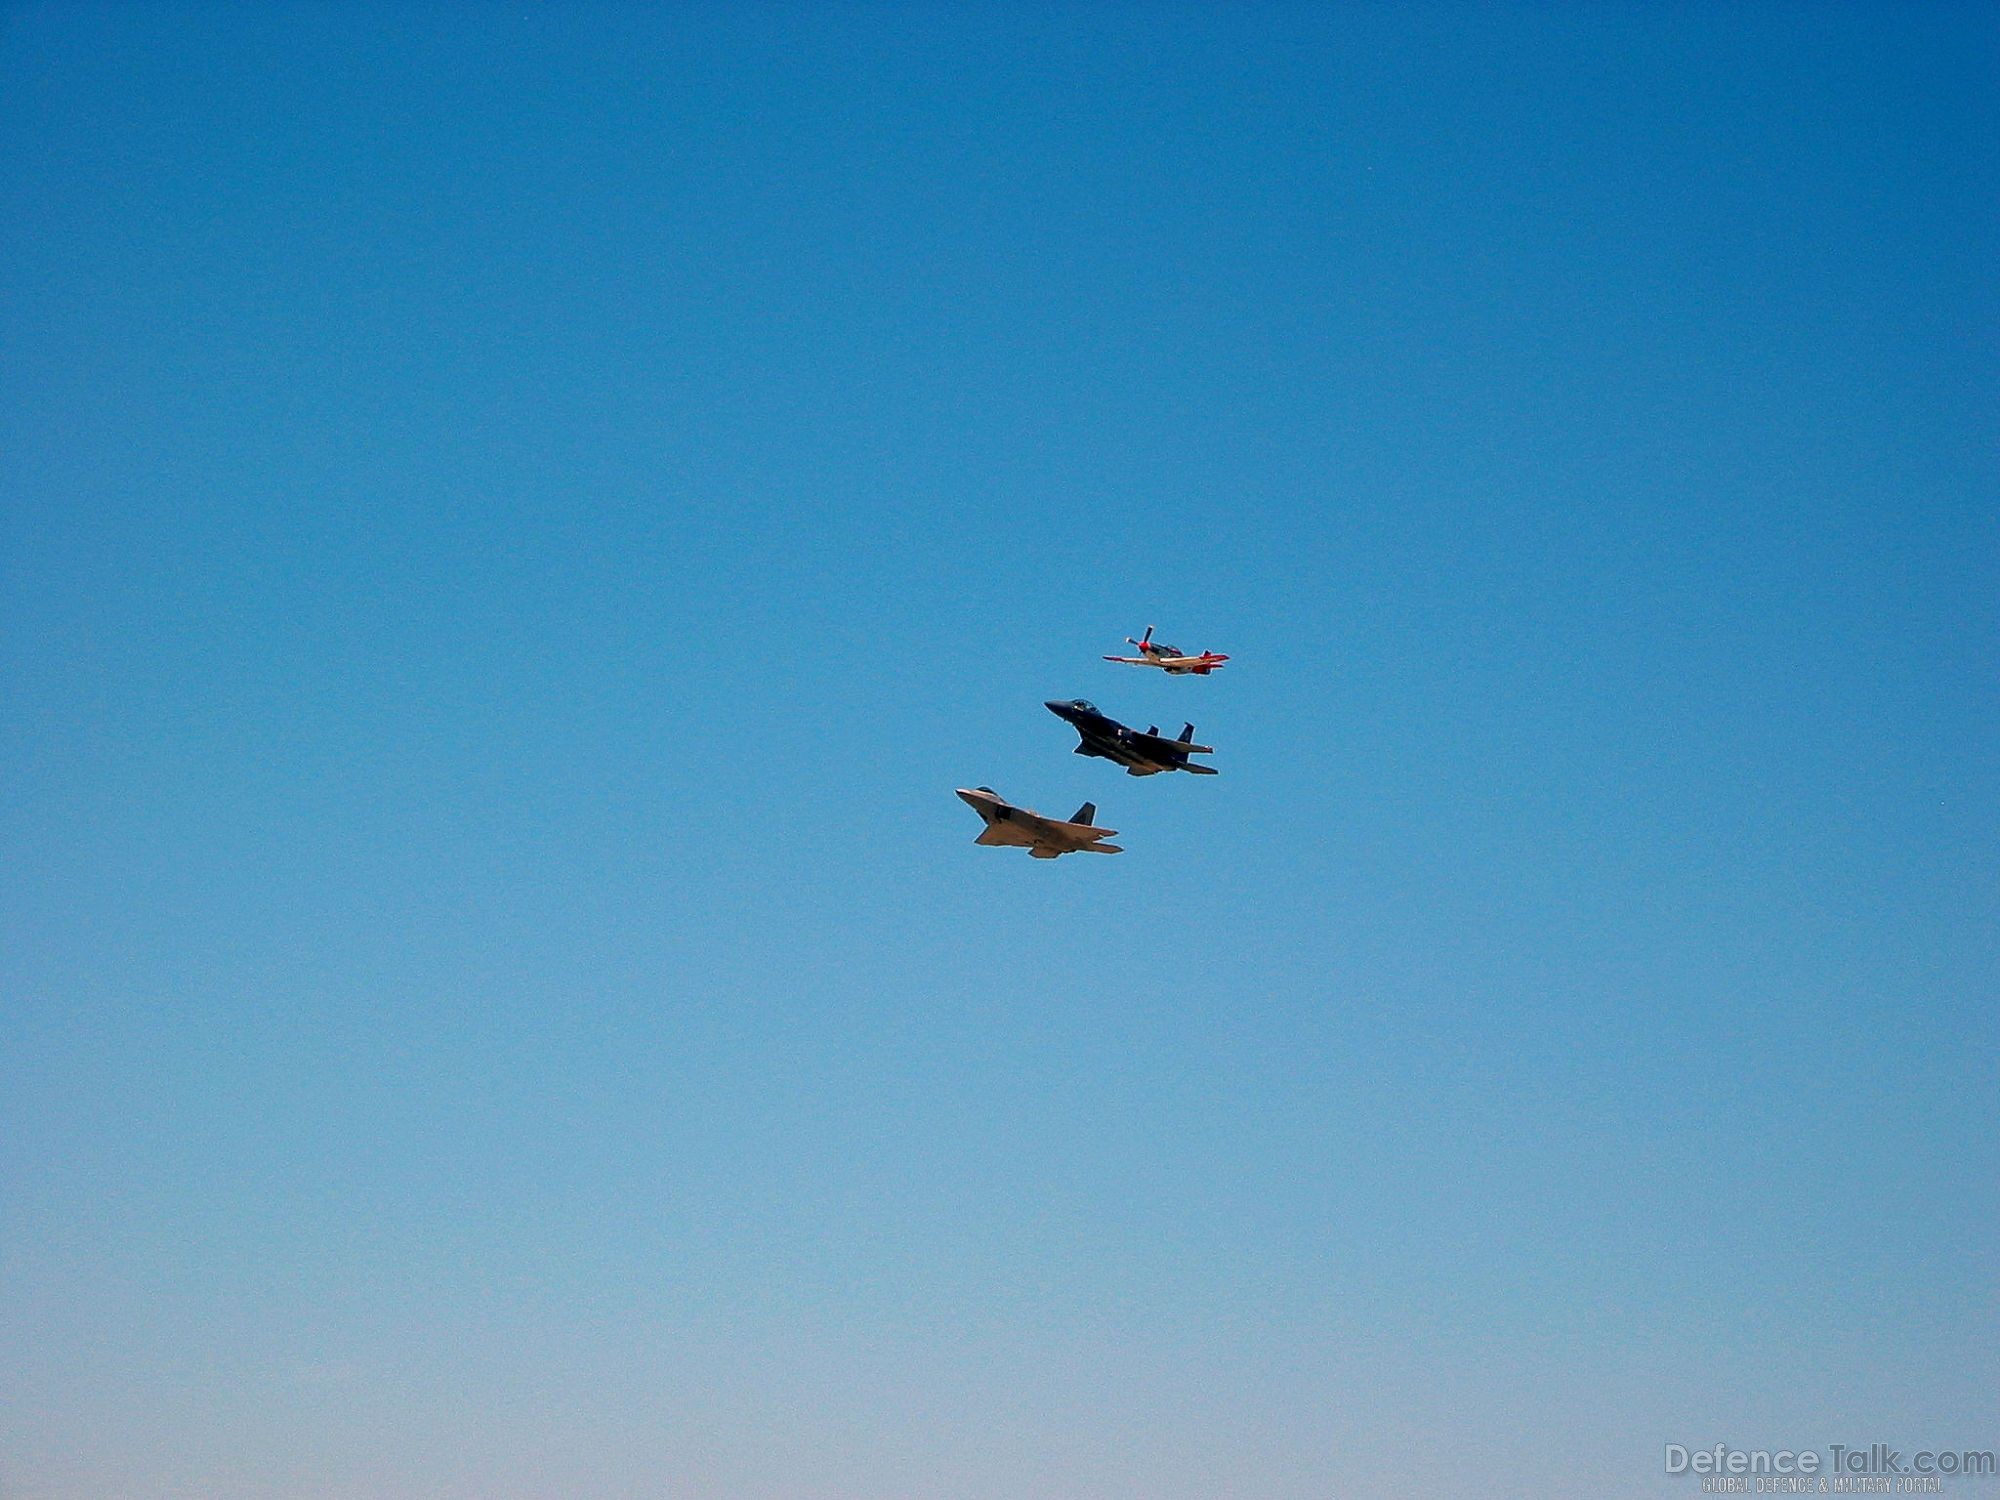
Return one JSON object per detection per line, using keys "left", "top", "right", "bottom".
{"left": 1102, "top": 625, "right": 1229, "bottom": 675}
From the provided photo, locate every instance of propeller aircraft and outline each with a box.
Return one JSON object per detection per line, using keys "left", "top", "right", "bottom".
{"left": 1102, "top": 625, "right": 1228, "bottom": 675}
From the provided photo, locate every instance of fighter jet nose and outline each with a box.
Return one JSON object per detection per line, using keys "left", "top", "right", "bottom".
{"left": 1045, "top": 699, "right": 1070, "bottom": 715}
{"left": 955, "top": 787, "right": 986, "bottom": 807}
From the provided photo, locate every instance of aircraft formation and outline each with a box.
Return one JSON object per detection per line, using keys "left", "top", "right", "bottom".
{"left": 957, "top": 624, "right": 1228, "bottom": 859}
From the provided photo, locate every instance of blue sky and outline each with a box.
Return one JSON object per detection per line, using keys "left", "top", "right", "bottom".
{"left": 3, "top": 4, "right": 1995, "bottom": 1496}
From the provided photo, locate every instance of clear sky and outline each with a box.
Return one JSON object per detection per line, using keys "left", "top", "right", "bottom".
{"left": 3, "top": 4, "right": 1995, "bottom": 1497}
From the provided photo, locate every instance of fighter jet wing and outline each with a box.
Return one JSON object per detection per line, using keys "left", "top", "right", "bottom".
{"left": 1129, "top": 727, "right": 1214, "bottom": 757}
{"left": 980, "top": 812, "right": 1064, "bottom": 848}
{"left": 1054, "top": 820, "right": 1117, "bottom": 840}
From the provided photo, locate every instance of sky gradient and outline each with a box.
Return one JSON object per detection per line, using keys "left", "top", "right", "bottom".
{"left": 3, "top": 4, "right": 1996, "bottom": 1496}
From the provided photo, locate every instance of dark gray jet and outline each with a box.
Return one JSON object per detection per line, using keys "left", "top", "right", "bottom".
{"left": 956, "top": 787, "right": 1123, "bottom": 858}
{"left": 1045, "top": 699, "right": 1218, "bottom": 776}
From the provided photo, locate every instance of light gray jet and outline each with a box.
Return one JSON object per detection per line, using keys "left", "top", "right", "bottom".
{"left": 955, "top": 786, "right": 1123, "bottom": 858}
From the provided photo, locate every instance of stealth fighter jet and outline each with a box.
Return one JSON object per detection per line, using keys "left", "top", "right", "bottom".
{"left": 955, "top": 787, "right": 1123, "bottom": 858}
{"left": 1045, "top": 699, "right": 1218, "bottom": 776}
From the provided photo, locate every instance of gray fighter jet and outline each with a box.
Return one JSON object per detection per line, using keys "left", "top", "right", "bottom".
{"left": 1045, "top": 699, "right": 1218, "bottom": 776}
{"left": 955, "top": 787, "right": 1124, "bottom": 858}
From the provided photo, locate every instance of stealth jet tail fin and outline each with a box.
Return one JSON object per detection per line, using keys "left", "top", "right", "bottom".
{"left": 1071, "top": 802, "right": 1096, "bottom": 827}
